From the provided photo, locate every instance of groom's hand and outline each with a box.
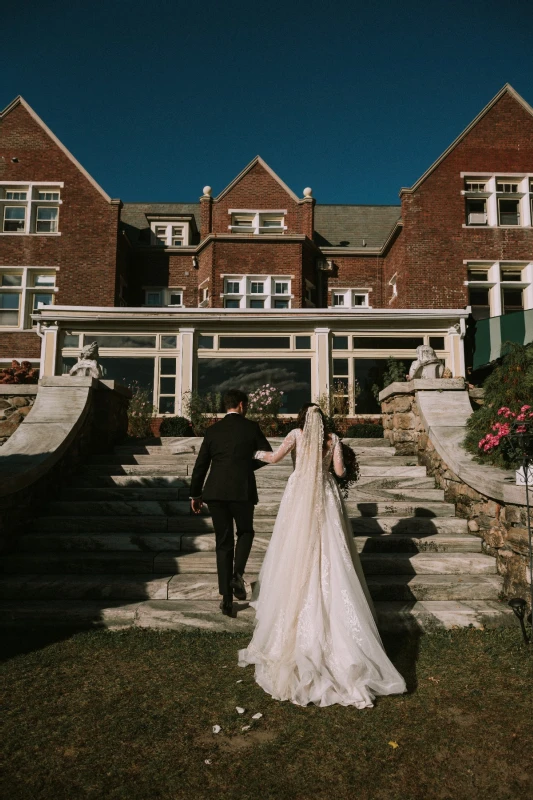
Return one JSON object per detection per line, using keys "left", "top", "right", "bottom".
{"left": 190, "top": 498, "right": 204, "bottom": 515}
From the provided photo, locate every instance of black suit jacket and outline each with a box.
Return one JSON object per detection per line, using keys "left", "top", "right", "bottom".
{"left": 189, "top": 414, "right": 273, "bottom": 504}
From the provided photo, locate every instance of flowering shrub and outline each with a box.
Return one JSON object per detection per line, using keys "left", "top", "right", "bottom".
{"left": 247, "top": 384, "right": 284, "bottom": 434}
{"left": 464, "top": 342, "right": 533, "bottom": 468}
{"left": 126, "top": 381, "right": 155, "bottom": 438}
{"left": 0, "top": 360, "right": 38, "bottom": 384}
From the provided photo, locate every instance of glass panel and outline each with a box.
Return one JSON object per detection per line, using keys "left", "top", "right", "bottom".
{"left": 429, "top": 337, "right": 445, "bottom": 350}
{"left": 275, "top": 282, "right": 288, "bottom": 294}
{"left": 219, "top": 336, "right": 290, "bottom": 349}
{"left": 169, "top": 293, "right": 182, "bottom": 305}
{"left": 33, "top": 273, "right": 55, "bottom": 286}
{"left": 159, "top": 396, "right": 175, "bottom": 414}
{"left": 499, "top": 199, "right": 520, "bottom": 225}
{"left": 333, "top": 294, "right": 345, "bottom": 306}
{"left": 198, "top": 335, "right": 214, "bottom": 349}
{"left": 226, "top": 282, "right": 240, "bottom": 293}
{"left": 62, "top": 356, "right": 155, "bottom": 400}
{"left": 352, "top": 295, "right": 367, "bottom": 306}
{"left": 353, "top": 337, "right": 424, "bottom": 350}
{"left": 4, "top": 206, "right": 25, "bottom": 231}
{"left": 0, "top": 310, "right": 19, "bottom": 326}
{"left": 295, "top": 335, "right": 311, "bottom": 350}
{"left": 1, "top": 273, "right": 22, "bottom": 286}
{"left": 38, "top": 191, "right": 60, "bottom": 201}
{"left": 467, "top": 268, "right": 488, "bottom": 281}
{"left": 333, "top": 335, "right": 348, "bottom": 350}
{"left": 502, "top": 289, "right": 523, "bottom": 314}
{"left": 160, "top": 358, "right": 176, "bottom": 375}
{"left": 466, "top": 199, "right": 487, "bottom": 224}
{"left": 250, "top": 299, "right": 264, "bottom": 308}
{"left": 146, "top": 292, "right": 162, "bottom": 305}
{"left": 333, "top": 358, "right": 349, "bottom": 376}
{"left": 33, "top": 292, "right": 53, "bottom": 309}
{"left": 469, "top": 288, "right": 490, "bottom": 320}
{"left": 198, "top": 358, "right": 311, "bottom": 413}
{"left": 63, "top": 334, "right": 79, "bottom": 347}
{"left": 159, "top": 377, "right": 176, "bottom": 394}
{"left": 500, "top": 268, "right": 522, "bottom": 282}
{"left": 36, "top": 207, "right": 58, "bottom": 232}
{"left": 225, "top": 299, "right": 240, "bottom": 308}
{"left": 83, "top": 335, "right": 156, "bottom": 348}
{"left": 161, "top": 335, "right": 177, "bottom": 349}
{"left": 5, "top": 191, "right": 27, "bottom": 200}
{"left": 354, "top": 359, "right": 396, "bottom": 413}
{"left": 250, "top": 283, "right": 264, "bottom": 293}
{"left": 0, "top": 292, "right": 20, "bottom": 309}
{"left": 273, "top": 299, "right": 288, "bottom": 308}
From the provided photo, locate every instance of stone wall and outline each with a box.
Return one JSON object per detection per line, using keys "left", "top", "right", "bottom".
{"left": 0, "top": 387, "right": 38, "bottom": 446}
{"left": 381, "top": 379, "right": 531, "bottom": 606}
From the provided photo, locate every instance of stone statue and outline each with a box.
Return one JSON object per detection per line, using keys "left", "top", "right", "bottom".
{"left": 408, "top": 345, "right": 444, "bottom": 380}
{"left": 69, "top": 341, "right": 103, "bottom": 379}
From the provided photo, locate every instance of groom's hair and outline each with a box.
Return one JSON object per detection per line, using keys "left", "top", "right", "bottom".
{"left": 223, "top": 389, "right": 248, "bottom": 411}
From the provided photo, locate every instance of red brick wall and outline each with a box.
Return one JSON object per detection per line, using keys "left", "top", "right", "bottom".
{"left": 391, "top": 92, "right": 533, "bottom": 308}
{"left": 0, "top": 102, "right": 120, "bottom": 358}
{"left": 326, "top": 255, "right": 384, "bottom": 307}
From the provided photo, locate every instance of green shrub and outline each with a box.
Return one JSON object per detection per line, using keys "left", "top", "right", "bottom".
{"left": 464, "top": 342, "right": 533, "bottom": 468}
{"left": 127, "top": 382, "right": 155, "bottom": 438}
{"left": 159, "top": 416, "right": 194, "bottom": 437}
{"left": 371, "top": 356, "right": 407, "bottom": 401}
{"left": 183, "top": 391, "right": 221, "bottom": 436}
{"left": 345, "top": 423, "right": 384, "bottom": 438}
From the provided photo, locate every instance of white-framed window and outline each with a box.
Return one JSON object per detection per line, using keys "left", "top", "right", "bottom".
{"left": 228, "top": 210, "right": 287, "bottom": 235}
{"left": 331, "top": 288, "right": 371, "bottom": 309}
{"left": 462, "top": 174, "right": 533, "bottom": 228}
{"left": 0, "top": 183, "right": 62, "bottom": 235}
{"left": 221, "top": 274, "right": 292, "bottom": 308}
{"left": 465, "top": 260, "right": 533, "bottom": 319}
{"left": 144, "top": 288, "right": 184, "bottom": 307}
{"left": 0, "top": 267, "right": 57, "bottom": 328}
{"left": 149, "top": 220, "right": 190, "bottom": 247}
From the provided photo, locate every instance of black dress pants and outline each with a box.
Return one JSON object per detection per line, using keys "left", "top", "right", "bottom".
{"left": 207, "top": 501, "right": 255, "bottom": 597}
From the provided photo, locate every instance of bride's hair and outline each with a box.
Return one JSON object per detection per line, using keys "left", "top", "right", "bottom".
{"left": 296, "top": 403, "right": 329, "bottom": 447}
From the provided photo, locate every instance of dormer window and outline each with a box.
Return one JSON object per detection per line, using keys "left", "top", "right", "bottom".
{"left": 149, "top": 219, "right": 190, "bottom": 247}
{"left": 229, "top": 210, "right": 287, "bottom": 234}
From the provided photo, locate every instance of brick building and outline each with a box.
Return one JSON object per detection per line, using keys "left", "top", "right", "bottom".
{"left": 1, "top": 85, "right": 532, "bottom": 416}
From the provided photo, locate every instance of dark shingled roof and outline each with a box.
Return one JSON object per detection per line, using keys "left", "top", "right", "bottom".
{"left": 121, "top": 203, "right": 201, "bottom": 245}
{"left": 314, "top": 204, "right": 401, "bottom": 248}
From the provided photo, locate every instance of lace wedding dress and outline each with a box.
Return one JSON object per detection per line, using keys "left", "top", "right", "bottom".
{"left": 238, "top": 406, "right": 407, "bottom": 708}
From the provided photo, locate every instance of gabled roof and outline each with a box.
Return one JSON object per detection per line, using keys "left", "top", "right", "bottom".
{"left": 214, "top": 155, "right": 300, "bottom": 203}
{"left": 121, "top": 202, "right": 201, "bottom": 245}
{"left": 401, "top": 84, "right": 533, "bottom": 195}
{"left": 314, "top": 204, "right": 401, "bottom": 248}
{"left": 0, "top": 95, "right": 112, "bottom": 202}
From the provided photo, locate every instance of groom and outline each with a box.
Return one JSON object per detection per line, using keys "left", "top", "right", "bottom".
{"left": 189, "top": 389, "right": 272, "bottom": 616}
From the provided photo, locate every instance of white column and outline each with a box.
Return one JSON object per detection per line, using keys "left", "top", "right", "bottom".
{"left": 314, "top": 327, "right": 331, "bottom": 402}
{"left": 177, "top": 327, "right": 195, "bottom": 415}
{"left": 486, "top": 177, "right": 498, "bottom": 226}
{"left": 40, "top": 322, "right": 59, "bottom": 376}
{"left": 447, "top": 320, "right": 466, "bottom": 378}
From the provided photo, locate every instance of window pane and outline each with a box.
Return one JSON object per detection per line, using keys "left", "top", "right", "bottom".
{"left": 353, "top": 337, "right": 424, "bottom": 350}
{"left": 502, "top": 289, "right": 523, "bottom": 314}
{"left": 160, "top": 358, "right": 176, "bottom": 375}
{"left": 333, "top": 294, "right": 344, "bottom": 306}
{"left": 4, "top": 207, "right": 25, "bottom": 231}
{"left": 36, "top": 207, "right": 58, "bottom": 232}
{"left": 274, "top": 299, "right": 289, "bottom": 308}
{"left": 429, "top": 337, "right": 445, "bottom": 350}
{"left": 469, "top": 288, "right": 490, "bottom": 320}
{"left": 499, "top": 199, "right": 520, "bottom": 225}
{"left": 83, "top": 335, "right": 156, "bottom": 348}
{"left": 466, "top": 199, "right": 487, "bottom": 225}
{"left": 225, "top": 299, "right": 240, "bottom": 308}
{"left": 5, "top": 191, "right": 27, "bottom": 200}
{"left": 295, "top": 335, "right": 311, "bottom": 350}
{"left": 34, "top": 274, "right": 55, "bottom": 286}
{"left": 63, "top": 334, "right": 79, "bottom": 347}
{"left": 38, "top": 191, "right": 60, "bottom": 201}
{"left": 33, "top": 292, "right": 53, "bottom": 309}
{"left": 63, "top": 356, "right": 155, "bottom": 400}
{"left": 1, "top": 273, "right": 22, "bottom": 286}
{"left": 198, "top": 335, "right": 214, "bottom": 349}
{"left": 0, "top": 292, "right": 20, "bottom": 309}
{"left": 159, "top": 396, "right": 175, "bottom": 414}
{"left": 500, "top": 269, "right": 522, "bottom": 282}
{"left": 226, "top": 282, "right": 240, "bottom": 293}
{"left": 333, "top": 335, "right": 348, "bottom": 350}
{"left": 169, "top": 293, "right": 182, "bottom": 305}
{"left": 333, "top": 358, "right": 349, "bottom": 376}
{"left": 354, "top": 358, "right": 397, "bottom": 413}
{"left": 161, "top": 335, "right": 177, "bottom": 349}
{"left": 467, "top": 269, "right": 488, "bottom": 281}
{"left": 353, "top": 295, "right": 367, "bottom": 306}
{"left": 220, "top": 336, "right": 291, "bottom": 349}
{"left": 146, "top": 292, "right": 162, "bottom": 305}
{"left": 250, "top": 283, "right": 264, "bottom": 293}
{"left": 0, "top": 310, "right": 19, "bottom": 326}
{"left": 275, "top": 282, "right": 288, "bottom": 294}
{"left": 160, "top": 377, "right": 176, "bottom": 394}
{"left": 198, "top": 358, "right": 311, "bottom": 413}
{"left": 250, "top": 299, "right": 264, "bottom": 308}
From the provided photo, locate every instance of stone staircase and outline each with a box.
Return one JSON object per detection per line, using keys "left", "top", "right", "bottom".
{"left": 0, "top": 436, "right": 515, "bottom": 632}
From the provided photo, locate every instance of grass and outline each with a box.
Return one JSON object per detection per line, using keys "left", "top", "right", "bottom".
{"left": 2, "top": 626, "right": 533, "bottom": 800}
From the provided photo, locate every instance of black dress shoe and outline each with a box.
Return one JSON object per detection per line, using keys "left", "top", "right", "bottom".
{"left": 220, "top": 596, "right": 233, "bottom": 616}
{"left": 230, "top": 573, "right": 247, "bottom": 601}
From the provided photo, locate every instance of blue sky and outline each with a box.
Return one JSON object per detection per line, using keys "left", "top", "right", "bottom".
{"left": 2, "top": 1, "right": 532, "bottom": 205}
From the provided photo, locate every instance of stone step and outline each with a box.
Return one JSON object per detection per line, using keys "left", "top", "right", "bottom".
{"left": 13, "top": 531, "right": 482, "bottom": 555}
{"left": 59, "top": 486, "right": 445, "bottom": 503}
{"left": 32, "top": 515, "right": 468, "bottom": 534}
{"left": 77, "top": 463, "right": 427, "bottom": 478}
{"left": 87, "top": 454, "right": 418, "bottom": 467}
{"left": 113, "top": 443, "right": 396, "bottom": 458}
{"left": 0, "top": 571, "right": 503, "bottom": 603}
{"left": 0, "top": 599, "right": 514, "bottom": 633}
{"left": 0, "top": 550, "right": 494, "bottom": 577}
{"left": 45, "top": 499, "right": 456, "bottom": 518}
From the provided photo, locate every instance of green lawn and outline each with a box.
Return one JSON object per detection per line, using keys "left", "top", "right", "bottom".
{"left": 2, "top": 627, "right": 533, "bottom": 800}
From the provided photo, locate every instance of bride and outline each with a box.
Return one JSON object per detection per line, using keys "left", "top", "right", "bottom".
{"left": 238, "top": 403, "right": 407, "bottom": 708}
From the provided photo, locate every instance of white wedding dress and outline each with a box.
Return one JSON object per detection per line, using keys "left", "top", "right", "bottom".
{"left": 238, "top": 407, "right": 407, "bottom": 708}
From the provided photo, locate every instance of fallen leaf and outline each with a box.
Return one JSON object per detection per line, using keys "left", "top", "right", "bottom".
{"left": 428, "top": 677, "right": 440, "bottom": 683}
{"left": 204, "top": 759, "right": 212, "bottom": 765}
{"left": 251, "top": 713, "right": 263, "bottom": 720}
{"left": 388, "top": 741, "right": 399, "bottom": 749}
{"left": 212, "top": 725, "right": 221, "bottom": 734}
{"left": 236, "top": 707, "right": 245, "bottom": 714}
{"left": 241, "top": 725, "right": 251, "bottom": 732}
{"left": 236, "top": 680, "right": 243, "bottom": 684}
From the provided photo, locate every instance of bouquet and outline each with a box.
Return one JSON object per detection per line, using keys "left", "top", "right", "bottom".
{"left": 331, "top": 441, "right": 360, "bottom": 498}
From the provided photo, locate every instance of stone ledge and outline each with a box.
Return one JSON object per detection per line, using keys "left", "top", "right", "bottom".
{"left": 0, "top": 386, "right": 38, "bottom": 396}
{"left": 379, "top": 378, "right": 465, "bottom": 402}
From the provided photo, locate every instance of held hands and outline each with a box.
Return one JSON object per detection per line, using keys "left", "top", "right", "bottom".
{"left": 190, "top": 498, "right": 204, "bottom": 515}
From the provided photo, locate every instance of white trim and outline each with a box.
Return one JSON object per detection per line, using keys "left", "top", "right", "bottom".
{"left": 0, "top": 97, "right": 113, "bottom": 203}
